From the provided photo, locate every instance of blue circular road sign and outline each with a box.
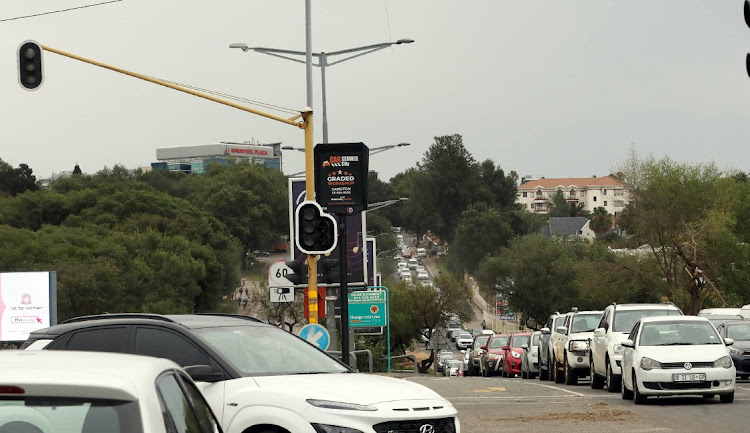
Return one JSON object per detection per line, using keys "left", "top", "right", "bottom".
{"left": 298, "top": 323, "right": 330, "bottom": 351}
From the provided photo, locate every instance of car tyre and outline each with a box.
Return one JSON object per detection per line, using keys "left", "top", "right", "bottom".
{"left": 720, "top": 391, "right": 735, "bottom": 403}
{"left": 590, "top": 359, "right": 605, "bottom": 389}
{"left": 539, "top": 357, "right": 549, "bottom": 381}
{"left": 741, "top": 375, "right": 749, "bottom": 380}
{"left": 521, "top": 367, "right": 527, "bottom": 379}
{"left": 564, "top": 355, "right": 577, "bottom": 385}
{"left": 621, "top": 375, "right": 633, "bottom": 399}
{"left": 553, "top": 360, "right": 564, "bottom": 384}
{"left": 605, "top": 359, "right": 620, "bottom": 392}
{"left": 632, "top": 373, "right": 647, "bottom": 405}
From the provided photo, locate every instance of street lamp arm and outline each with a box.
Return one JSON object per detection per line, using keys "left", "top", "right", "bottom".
{"left": 254, "top": 50, "right": 312, "bottom": 66}
{"left": 326, "top": 46, "right": 392, "bottom": 67}
{"left": 325, "top": 41, "right": 405, "bottom": 57}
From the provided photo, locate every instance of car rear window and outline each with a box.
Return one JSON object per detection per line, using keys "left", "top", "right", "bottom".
{"left": 613, "top": 309, "right": 681, "bottom": 333}
{"left": 0, "top": 398, "right": 142, "bottom": 433}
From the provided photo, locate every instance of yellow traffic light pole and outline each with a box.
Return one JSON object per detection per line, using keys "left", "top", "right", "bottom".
{"left": 40, "top": 45, "right": 320, "bottom": 323}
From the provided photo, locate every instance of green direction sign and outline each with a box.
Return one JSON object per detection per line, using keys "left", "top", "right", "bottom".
{"left": 348, "top": 290, "right": 386, "bottom": 327}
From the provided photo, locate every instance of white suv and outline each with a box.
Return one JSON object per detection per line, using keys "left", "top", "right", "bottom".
{"left": 589, "top": 303, "right": 683, "bottom": 392}
{"left": 0, "top": 350, "right": 222, "bottom": 433}
{"left": 551, "top": 309, "right": 603, "bottom": 385}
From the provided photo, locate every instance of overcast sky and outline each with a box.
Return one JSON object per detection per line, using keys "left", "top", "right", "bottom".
{"left": 2, "top": 1, "right": 749, "bottom": 182}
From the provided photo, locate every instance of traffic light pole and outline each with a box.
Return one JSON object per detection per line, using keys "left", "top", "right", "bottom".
{"left": 34, "top": 45, "right": 323, "bottom": 320}
{"left": 338, "top": 219, "right": 350, "bottom": 366}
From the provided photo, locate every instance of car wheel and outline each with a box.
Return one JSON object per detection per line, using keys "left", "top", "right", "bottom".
{"left": 553, "top": 360, "right": 564, "bottom": 384}
{"left": 740, "top": 375, "right": 749, "bottom": 380}
{"left": 564, "top": 355, "right": 577, "bottom": 385}
{"left": 539, "top": 358, "right": 549, "bottom": 381}
{"left": 590, "top": 358, "right": 605, "bottom": 389}
{"left": 621, "top": 375, "right": 633, "bottom": 400}
{"left": 720, "top": 391, "right": 735, "bottom": 403}
{"left": 633, "top": 373, "right": 647, "bottom": 405}
{"left": 605, "top": 359, "right": 620, "bottom": 392}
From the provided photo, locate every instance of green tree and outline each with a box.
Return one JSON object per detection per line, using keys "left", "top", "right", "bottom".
{"left": 0, "top": 159, "right": 39, "bottom": 197}
{"left": 619, "top": 151, "right": 738, "bottom": 314}
{"left": 547, "top": 190, "right": 588, "bottom": 217}
{"left": 589, "top": 207, "right": 613, "bottom": 237}
{"left": 446, "top": 203, "right": 514, "bottom": 275}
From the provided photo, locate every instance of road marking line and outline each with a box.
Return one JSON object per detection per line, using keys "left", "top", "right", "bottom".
{"left": 526, "top": 382, "right": 586, "bottom": 397}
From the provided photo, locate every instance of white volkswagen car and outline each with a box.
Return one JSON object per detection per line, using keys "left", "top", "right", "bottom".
{"left": 620, "top": 316, "right": 735, "bottom": 404}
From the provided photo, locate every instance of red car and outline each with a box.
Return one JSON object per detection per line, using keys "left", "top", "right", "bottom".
{"left": 502, "top": 332, "right": 531, "bottom": 378}
{"left": 479, "top": 334, "right": 510, "bottom": 377}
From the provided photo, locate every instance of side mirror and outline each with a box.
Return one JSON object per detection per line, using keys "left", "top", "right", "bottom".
{"left": 481, "top": 345, "right": 487, "bottom": 350}
{"left": 540, "top": 327, "right": 550, "bottom": 335}
{"left": 556, "top": 326, "right": 567, "bottom": 335}
{"left": 593, "top": 328, "right": 605, "bottom": 337}
{"left": 621, "top": 339, "right": 634, "bottom": 349}
{"left": 725, "top": 337, "right": 735, "bottom": 346}
{"left": 502, "top": 345, "right": 509, "bottom": 350}
{"left": 521, "top": 344, "right": 529, "bottom": 350}
{"left": 184, "top": 365, "right": 224, "bottom": 383}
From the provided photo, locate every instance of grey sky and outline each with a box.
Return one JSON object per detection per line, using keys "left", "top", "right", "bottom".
{"left": 1, "top": 1, "right": 748, "bottom": 181}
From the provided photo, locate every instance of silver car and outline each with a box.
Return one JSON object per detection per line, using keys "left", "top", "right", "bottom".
{"left": 521, "top": 331, "right": 541, "bottom": 379}
{"left": 455, "top": 332, "right": 474, "bottom": 350}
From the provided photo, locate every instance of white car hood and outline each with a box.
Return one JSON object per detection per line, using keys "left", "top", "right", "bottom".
{"left": 638, "top": 345, "right": 729, "bottom": 363}
{"left": 253, "top": 373, "right": 445, "bottom": 405}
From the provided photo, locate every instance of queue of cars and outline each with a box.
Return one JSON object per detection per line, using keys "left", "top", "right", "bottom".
{"left": 454, "top": 302, "right": 741, "bottom": 405}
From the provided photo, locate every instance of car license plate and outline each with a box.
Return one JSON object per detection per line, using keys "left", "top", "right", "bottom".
{"left": 672, "top": 373, "right": 706, "bottom": 382}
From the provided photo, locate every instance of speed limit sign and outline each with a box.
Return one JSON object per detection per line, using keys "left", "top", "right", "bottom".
{"left": 268, "top": 260, "right": 295, "bottom": 287}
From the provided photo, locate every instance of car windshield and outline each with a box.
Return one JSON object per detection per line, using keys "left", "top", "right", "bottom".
{"left": 490, "top": 336, "right": 509, "bottom": 348}
{"left": 531, "top": 333, "right": 540, "bottom": 346}
{"left": 458, "top": 333, "right": 472, "bottom": 339}
{"left": 0, "top": 398, "right": 142, "bottom": 433}
{"left": 474, "top": 335, "right": 490, "bottom": 348}
{"left": 613, "top": 309, "right": 681, "bottom": 333}
{"left": 638, "top": 321, "right": 722, "bottom": 346}
{"left": 726, "top": 323, "right": 750, "bottom": 341}
{"left": 571, "top": 314, "right": 601, "bottom": 333}
{"left": 511, "top": 335, "right": 530, "bottom": 347}
{"left": 194, "top": 325, "right": 350, "bottom": 375}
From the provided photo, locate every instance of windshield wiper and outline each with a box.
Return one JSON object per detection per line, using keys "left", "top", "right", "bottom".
{"left": 656, "top": 342, "right": 695, "bottom": 346}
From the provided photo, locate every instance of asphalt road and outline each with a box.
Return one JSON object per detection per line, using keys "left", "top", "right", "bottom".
{"left": 400, "top": 373, "right": 750, "bottom": 432}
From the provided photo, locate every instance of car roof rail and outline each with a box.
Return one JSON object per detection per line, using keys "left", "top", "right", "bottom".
{"left": 62, "top": 313, "right": 176, "bottom": 324}
{"left": 193, "top": 313, "right": 264, "bottom": 323}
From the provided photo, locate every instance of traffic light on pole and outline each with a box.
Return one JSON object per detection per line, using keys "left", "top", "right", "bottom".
{"left": 18, "top": 41, "right": 43, "bottom": 90}
{"left": 746, "top": 0, "right": 750, "bottom": 78}
{"left": 295, "top": 201, "right": 337, "bottom": 255}
{"left": 318, "top": 257, "right": 340, "bottom": 284}
{"left": 284, "top": 260, "right": 308, "bottom": 286}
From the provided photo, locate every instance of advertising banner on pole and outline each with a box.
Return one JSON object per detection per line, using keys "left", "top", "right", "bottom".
{"left": 289, "top": 178, "right": 366, "bottom": 286}
{"left": 0, "top": 271, "right": 57, "bottom": 342}
{"left": 313, "top": 143, "right": 369, "bottom": 215}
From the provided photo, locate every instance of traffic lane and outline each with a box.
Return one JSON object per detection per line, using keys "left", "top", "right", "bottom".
{"left": 405, "top": 374, "right": 750, "bottom": 432}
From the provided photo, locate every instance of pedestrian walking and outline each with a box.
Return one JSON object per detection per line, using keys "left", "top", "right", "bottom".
{"left": 242, "top": 299, "right": 248, "bottom": 310}
{"left": 481, "top": 319, "right": 487, "bottom": 330}
{"left": 241, "top": 277, "right": 246, "bottom": 287}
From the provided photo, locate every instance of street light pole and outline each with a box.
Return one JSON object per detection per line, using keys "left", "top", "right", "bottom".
{"left": 229, "top": 39, "right": 414, "bottom": 143}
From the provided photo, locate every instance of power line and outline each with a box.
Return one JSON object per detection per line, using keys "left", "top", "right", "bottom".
{"left": 0, "top": 0, "right": 123, "bottom": 23}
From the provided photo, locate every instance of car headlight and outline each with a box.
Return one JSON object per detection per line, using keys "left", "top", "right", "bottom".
{"left": 569, "top": 340, "right": 589, "bottom": 352}
{"left": 307, "top": 399, "right": 378, "bottom": 411}
{"left": 613, "top": 344, "right": 624, "bottom": 355}
{"left": 729, "top": 347, "right": 745, "bottom": 356}
{"left": 511, "top": 351, "right": 522, "bottom": 359}
{"left": 640, "top": 357, "right": 662, "bottom": 371}
{"left": 312, "top": 424, "right": 365, "bottom": 433}
{"left": 714, "top": 355, "right": 734, "bottom": 369}
{"left": 488, "top": 353, "right": 499, "bottom": 360}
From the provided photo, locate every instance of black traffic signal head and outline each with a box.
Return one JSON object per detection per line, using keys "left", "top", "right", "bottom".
{"left": 318, "top": 257, "right": 341, "bottom": 284}
{"left": 284, "top": 260, "right": 308, "bottom": 286}
{"left": 295, "top": 201, "right": 338, "bottom": 254}
{"left": 18, "top": 41, "right": 43, "bottom": 91}
{"left": 746, "top": 1, "right": 750, "bottom": 78}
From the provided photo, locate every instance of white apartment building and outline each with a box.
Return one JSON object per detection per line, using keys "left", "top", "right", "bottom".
{"left": 516, "top": 175, "right": 629, "bottom": 216}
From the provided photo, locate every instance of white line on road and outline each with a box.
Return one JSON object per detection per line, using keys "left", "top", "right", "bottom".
{"left": 525, "top": 382, "right": 586, "bottom": 397}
